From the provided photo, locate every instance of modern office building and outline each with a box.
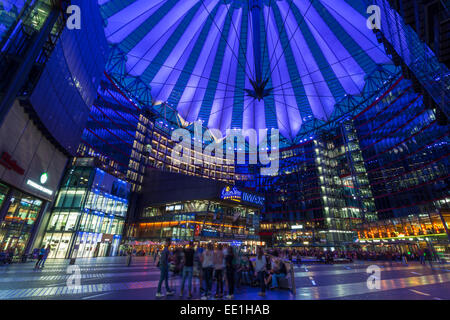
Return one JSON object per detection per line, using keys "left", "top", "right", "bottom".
{"left": 0, "top": 0, "right": 109, "bottom": 258}
{"left": 42, "top": 158, "right": 130, "bottom": 258}
{"left": 250, "top": 127, "right": 378, "bottom": 248}
{"left": 127, "top": 168, "right": 263, "bottom": 248}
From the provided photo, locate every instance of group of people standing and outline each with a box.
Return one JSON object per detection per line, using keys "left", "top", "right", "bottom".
{"left": 195, "top": 242, "right": 234, "bottom": 299}
{"left": 154, "top": 238, "right": 288, "bottom": 299}
{"left": 155, "top": 239, "right": 236, "bottom": 299}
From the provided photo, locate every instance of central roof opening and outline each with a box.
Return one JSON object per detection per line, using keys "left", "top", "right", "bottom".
{"left": 100, "top": 0, "right": 393, "bottom": 143}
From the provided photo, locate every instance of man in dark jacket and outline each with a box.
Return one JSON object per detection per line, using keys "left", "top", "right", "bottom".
{"left": 156, "top": 238, "right": 175, "bottom": 298}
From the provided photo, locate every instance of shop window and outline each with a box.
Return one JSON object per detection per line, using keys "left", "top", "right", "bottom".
{"left": 65, "top": 212, "right": 79, "bottom": 231}
{"left": 62, "top": 190, "right": 86, "bottom": 208}
{"left": 55, "top": 212, "right": 69, "bottom": 231}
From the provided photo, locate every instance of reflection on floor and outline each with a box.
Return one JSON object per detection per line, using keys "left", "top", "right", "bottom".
{"left": 0, "top": 257, "right": 448, "bottom": 300}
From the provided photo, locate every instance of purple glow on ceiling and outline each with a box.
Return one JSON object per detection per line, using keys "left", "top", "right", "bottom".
{"left": 101, "top": 0, "right": 393, "bottom": 141}
{"left": 208, "top": 6, "right": 242, "bottom": 136}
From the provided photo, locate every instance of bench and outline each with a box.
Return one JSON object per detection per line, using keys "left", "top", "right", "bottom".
{"left": 295, "top": 256, "right": 323, "bottom": 264}
{"left": 333, "top": 258, "right": 352, "bottom": 264}
{"left": 278, "top": 261, "right": 295, "bottom": 294}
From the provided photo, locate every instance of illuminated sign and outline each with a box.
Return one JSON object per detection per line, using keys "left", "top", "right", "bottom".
{"left": 166, "top": 204, "right": 184, "bottom": 212}
{"left": 221, "top": 186, "right": 242, "bottom": 202}
{"left": 220, "top": 186, "right": 265, "bottom": 206}
{"left": 242, "top": 192, "right": 265, "bottom": 206}
{"left": 26, "top": 179, "right": 53, "bottom": 196}
{"left": 0, "top": 152, "right": 25, "bottom": 175}
{"left": 291, "top": 225, "right": 303, "bottom": 230}
{"left": 40, "top": 172, "right": 48, "bottom": 184}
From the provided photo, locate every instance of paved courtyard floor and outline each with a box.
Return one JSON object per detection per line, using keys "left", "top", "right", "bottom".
{"left": 0, "top": 257, "right": 448, "bottom": 300}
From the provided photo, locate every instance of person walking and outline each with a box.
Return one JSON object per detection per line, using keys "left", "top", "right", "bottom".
{"left": 418, "top": 249, "right": 425, "bottom": 265}
{"left": 40, "top": 245, "right": 51, "bottom": 268}
{"left": 35, "top": 246, "right": 47, "bottom": 269}
{"left": 424, "top": 248, "right": 433, "bottom": 267}
{"left": 225, "top": 246, "right": 235, "bottom": 299}
{"left": 200, "top": 242, "right": 214, "bottom": 300}
{"left": 213, "top": 244, "right": 224, "bottom": 299}
{"left": 156, "top": 238, "right": 175, "bottom": 298}
{"left": 254, "top": 247, "right": 267, "bottom": 297}
{"left": 126, "top": 247, "right": 133, "bottom": 267}
{"left": 180, "top": 241, "right": 195, "bottom": 298}
{"left": 401, "top": 253, "right": 408, "bottom": 266}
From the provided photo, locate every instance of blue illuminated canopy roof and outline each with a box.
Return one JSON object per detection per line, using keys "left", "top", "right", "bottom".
{"left": 98, "top": 0, "right": 393, "bottom": 142}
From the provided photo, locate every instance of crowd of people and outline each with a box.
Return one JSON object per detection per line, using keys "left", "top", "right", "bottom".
{"left": 140, "top": 241, "right": 440, "bottom": 299}
{"left": 286, "top": 247, "right": 436, "bottom": 265}
{"left": 151, "top": 238, "right": 291, "bottom": 299}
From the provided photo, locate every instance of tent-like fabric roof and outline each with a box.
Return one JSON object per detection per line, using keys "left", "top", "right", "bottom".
{"left": 99, "top": 0, "right": 392, "bottom": 141}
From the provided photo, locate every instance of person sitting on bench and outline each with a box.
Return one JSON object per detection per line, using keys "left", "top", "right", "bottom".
{"left": 265, "top": 259, "right": 287, "bottom": 289}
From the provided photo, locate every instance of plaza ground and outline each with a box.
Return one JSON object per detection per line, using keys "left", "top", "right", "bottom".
{"left": 0, "top": 257, "right": 448, "bottom": 300}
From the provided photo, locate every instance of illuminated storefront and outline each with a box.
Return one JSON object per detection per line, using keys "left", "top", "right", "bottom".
{"left": 137, "top": 199, "right": 260, "bottom": 243}
{"left": 356, "top": 209, "right": 450, "bottom": 261}
{"left": 0, "top": 104, "right": 66, "bottom": 258}
{"left": 260, "top": 222, "right": 325, "bottom": 248}
{"left": 42, "top": 158, "right": 130, "bottom": 259}
{"left": 131, "top": 183, "right": 264, "bottom": 245}
{"left": 0, "top": 182, "right": 45, "bottom": 257}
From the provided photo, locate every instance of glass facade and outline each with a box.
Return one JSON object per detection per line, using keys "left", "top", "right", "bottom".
{"left": 29, "top": 0, "right": 109, "bottom": 154}
{"left": 78, "top": 75, "right": 237, "bottom": 192}
{"left": 0, "top": 0, "right": 26, "bottom": 44}
{"left": 0, "top": 183, "right": 44, "bottom": 257}
{"left": 135, "top": 200, "right": 260, "bottom": 243}
{"left": 42, "top": 160, "right": 130, "bottom": 259}
{"left": 237, "top": 72, "right": 449, "bottom": 249}
{"left": 238, "top": 131, "right": 376, "bottom": 247}
{"left": 354, "top": 77, "right": 448, "bottom": 219}
{"left": 78, "top": 77, "right": 145, "bottom": 190}
{"left": 0, "top": 0, "right": 52, "bottom": 47}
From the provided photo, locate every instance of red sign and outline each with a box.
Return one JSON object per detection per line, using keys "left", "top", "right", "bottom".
{"left": 0, "top": 152, "right": 25, "bottom": 175}
{"left": 194, "top": 224, "right": 202, "bottom": 237}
